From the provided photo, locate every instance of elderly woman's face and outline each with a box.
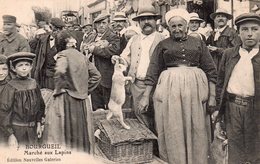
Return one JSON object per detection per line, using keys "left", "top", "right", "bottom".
{"left": 168, "top": 16, "right": 188, "bottom": 40}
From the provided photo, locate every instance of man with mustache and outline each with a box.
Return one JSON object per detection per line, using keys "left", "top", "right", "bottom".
{"left": 112, "top": 12, "right": 129, "bottom": 53}
{"left": 0, "top": 15, "right": 30, "bottom": 56}
{"left": 112, "top": 5, "right": 165, "bottom": 132}
{"left": 216, "top": 13, "right": 260, "bottom": 164}
{"left": 206, "top": 9, "right": 241, "bottom": 70}
{"left": 85, "top": 12, "right": 120, "bottom": 111}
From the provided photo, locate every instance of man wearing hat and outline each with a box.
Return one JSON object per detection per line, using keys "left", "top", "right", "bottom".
{"left": 112, "top": 4, "right": 165, "bottom": 132}
{"left": 84, "top": 11, "right": 120, "bottom": 111}
{"left": 216, "top": 13, "right": 260, "bottom": 164}
{"left": 188, "top": 12, "right": 206, "bottom": 42}
{"left": 206, "top": 9, "right": 241, "bottom": 71}
{"left": 112, "top": 12, "right": 130, "bottom": 53}
{"left": 31, "top": 17, "right": 65, "bottom": 90}
{"left": 0, "top": 15, "right": 30, "bottom": 56}
{"left": 82, "top": 23, "right": 93, "bottom": 36}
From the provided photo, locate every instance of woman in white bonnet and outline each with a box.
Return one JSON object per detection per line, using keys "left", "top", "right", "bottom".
{"left": 144, "top": 8, "right": 217, "bottom": 164}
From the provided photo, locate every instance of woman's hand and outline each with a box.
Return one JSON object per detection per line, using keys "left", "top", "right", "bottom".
{"left": 211, "top": 110, "right": 219, "bottom": 123}
{"left": 37, "top": 122, "right": 43, "bottom": 138}
{"left": 208, "top": 95, "right": 216, "bottom": 110}
{"left": 8, "top": 134, "right": 18, "bottom": 148}
{"left": 137, "top": 95, "right": 149, "bottom": 114}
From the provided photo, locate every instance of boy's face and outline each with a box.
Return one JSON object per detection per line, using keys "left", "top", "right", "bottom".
{"left": 239, "top": 21, "right": 260, "bottom": 49}
{"left": 13, "top": 61, "right": 32, "bottom": 77}
{"left": 0, "top": 64, "right": 8, "bottom": 81}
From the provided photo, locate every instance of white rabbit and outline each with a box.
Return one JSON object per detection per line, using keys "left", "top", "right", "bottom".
{"left": 107, "top": 58, "right": 131, "bottom": 129}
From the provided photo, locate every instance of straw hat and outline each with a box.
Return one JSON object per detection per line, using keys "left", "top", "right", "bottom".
{"left": 113, "top": 12, "right": 127, "bottom": 21}
{"left": 132, "top": 5, "right": 161, "bottom": 21}
{"left": 189, "top": 12, "right": 204, "bottom": 22}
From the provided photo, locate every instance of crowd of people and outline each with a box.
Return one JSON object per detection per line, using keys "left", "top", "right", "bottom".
{"left": 0, "top": 3, "right": 259, "bottom": 164}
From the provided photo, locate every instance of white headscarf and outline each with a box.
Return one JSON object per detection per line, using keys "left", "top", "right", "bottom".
{"left": 165, "top": 8, "right": 190, "bottom": 26}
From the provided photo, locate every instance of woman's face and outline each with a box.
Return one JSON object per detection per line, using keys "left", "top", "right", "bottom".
{"left": 13, "top": 61, "right": 32, "bottom": 77}
{"left": 0, "top": 64, "right": 8, "bottom": 81}
{"left": 168, "top": 16, "right": 188, "bottom": 40}
{"left": 66, "top": 37, "right": 77, "bottom": 48}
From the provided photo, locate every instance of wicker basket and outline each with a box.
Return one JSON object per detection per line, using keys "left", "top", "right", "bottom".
{"left": 97, "top": 119, "right": 157, "bottom": 163}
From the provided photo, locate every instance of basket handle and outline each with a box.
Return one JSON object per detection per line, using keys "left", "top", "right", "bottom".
{"left": 132, "top": 141, "right": 143, "bottom": 145}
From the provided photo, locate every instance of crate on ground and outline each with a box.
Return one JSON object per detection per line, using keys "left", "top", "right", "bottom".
{"left": 92, "top": 108, "right": 136, "bottom": 130}
{"left": 96, "top": 119, "right": 157, "bottom": 163}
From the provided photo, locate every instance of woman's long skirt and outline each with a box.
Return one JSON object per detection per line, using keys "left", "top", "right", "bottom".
{"left": 43, "top": 92, "right": 93, "bottom": 153}
{"left": 153, "top": 67, "right": 210, "bottom": 164}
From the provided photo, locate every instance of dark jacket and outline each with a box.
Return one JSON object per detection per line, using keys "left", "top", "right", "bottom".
{"left": 206, "top": 26, "right": 241, "bottom": 70}
{"left": 31, "top": 35, "right": 57, "bottom": 89}
{"left": 54, "top": 48, "right": 101, "bottom": 99}
{"left": 0, "top": 32, "right": 30, "bottom": 56}
{"left": 91, "top": 28, "right": 120, "bottom": 88}
{"left": 216, "top": 45, "right": 260, "bottom": 118}
{"left": 216, "top": 45, "right": 260, "bottom": 161}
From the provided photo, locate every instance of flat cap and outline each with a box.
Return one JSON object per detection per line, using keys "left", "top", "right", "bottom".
{"left": 7, "top": 52, "right": 36, "bottom": 64}
{"left": 235, "top": 12, "right": 260, "bottom": 26}
{"left": 113, "top": 12, "right": 127, "bottom": 21}
{"left": 0, "top": 55, "right": 7, "bottom": 64}
{"left": 2, "top": 15, "right": 16, "bottom": 23}
{"left": 93, "top": 12, "right": 110, "bottom": 23}
{"left": 50, "top": 18, "right": 65, "bottom": 28}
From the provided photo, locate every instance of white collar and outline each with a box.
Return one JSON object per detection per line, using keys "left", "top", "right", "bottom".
{"left": 239, "top": 47, "right": 259, "bottom": 59}
{"left": 140, "top": 31, "right": 156, "bottom": 40}
{"left": 215, "top": 25, "right": 227, "bottom": 33}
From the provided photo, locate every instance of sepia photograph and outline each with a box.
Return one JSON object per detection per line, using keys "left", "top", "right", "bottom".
{"left": 0, "top": 0, "right": 259, "bottom": 163}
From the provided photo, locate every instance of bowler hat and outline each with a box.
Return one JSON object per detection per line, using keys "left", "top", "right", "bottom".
{"left": 2, "top": 15, "right": 16, "bottom": 23}
{"left": 210, "top": 8, "right": 233, "bottom": 20}
{"left": 50, "top": 18, "right": 65, "bottom": 28}
{"left": 93, "top": 11, "right": 110, "bottom": 23}
{"left": 235, "top": 13, "right": 260, "bottom": 26}
{"left": 0, "top": 55, "right": 7, "bottom": 64}
{"left": 7, "top": 52, "right": 36, "bottom": 64}
{"left": 189, "top": 13, "right": 204, "bottom": 22}
{"left": 113, "top": 12, "right": 127, "bottom": 21}
{"left": 132, "top": 5, "right": 161, "bottom": 21}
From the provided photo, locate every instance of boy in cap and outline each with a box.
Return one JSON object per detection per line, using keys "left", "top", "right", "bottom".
{"left": 216, "top": 13, "right": 260, "bottom": 164}
{"left": 1, "top": 52, "right": 45, "bottom": 147}
{"left": 0, "top": 15, "right": 30, "bottom": 56}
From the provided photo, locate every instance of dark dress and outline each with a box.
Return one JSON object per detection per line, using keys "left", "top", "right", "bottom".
{"left": 0, "top": 79, "right": 9, "bottom": 144}
{"left": 0, "top": 77, "right": 45, "bottom": 145}
{"left": 52, "top": 48, "right": 101, "bottom": 152}
{"left": 145, "top": 36, "right": 217, "bottom": 164}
